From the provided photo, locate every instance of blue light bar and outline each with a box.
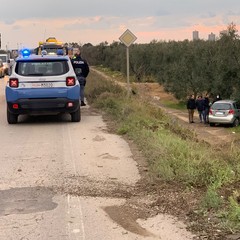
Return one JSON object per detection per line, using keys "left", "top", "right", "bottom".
{"left": 21, "top": 48, "right": 31, "bottom": 58}
{"left": 57, "top": 49, "right": 64, "bottom": 55}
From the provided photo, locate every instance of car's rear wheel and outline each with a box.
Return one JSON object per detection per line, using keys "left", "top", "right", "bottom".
{"left": 209, "top": 123, "right": 215, "bottom": 127}
{"left": 71, "top": 107, "right": 81, "bottom": 122}
{"left": 232, "top": 118, "right": 239, "bottom": 127}
{"left": 7, "top": 109, "right": 18, "bottom": 124}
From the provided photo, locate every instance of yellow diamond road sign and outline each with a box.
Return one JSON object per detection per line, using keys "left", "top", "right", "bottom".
{"left": 119, "top": 29, "right": 137, "bottom": 47}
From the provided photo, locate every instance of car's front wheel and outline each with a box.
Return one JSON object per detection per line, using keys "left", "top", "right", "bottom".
{"left": 7, "top": 109, "right": 18, "bottom": 124}
{"left": 71, "top": 107, "right": 81, "bottom": 122}
{"left": 209, "top": 123, "right": 215, "bottom": 127}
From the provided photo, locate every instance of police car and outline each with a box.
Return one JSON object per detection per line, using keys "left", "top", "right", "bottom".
{"left": 5, "top": 49, "right": 80, "bottom": 124}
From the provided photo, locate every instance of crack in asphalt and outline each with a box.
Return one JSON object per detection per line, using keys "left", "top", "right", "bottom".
{"left": 53, "top": 175, "right": 137, "bottom": 199}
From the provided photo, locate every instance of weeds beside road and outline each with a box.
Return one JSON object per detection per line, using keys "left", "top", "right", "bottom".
{"left": 86, "top": 67, "right": 240, "bottom": 240}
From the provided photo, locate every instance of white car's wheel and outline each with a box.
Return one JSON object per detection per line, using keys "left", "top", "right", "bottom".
{"left": 232, "top": 118, "right": 239, "bottom": 127}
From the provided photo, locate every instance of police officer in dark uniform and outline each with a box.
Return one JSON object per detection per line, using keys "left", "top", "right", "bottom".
{"left": 71, "top": 48, "right": 89, "bottom": 106}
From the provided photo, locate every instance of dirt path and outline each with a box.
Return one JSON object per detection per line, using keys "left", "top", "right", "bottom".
{"left": 91, "top": 68, "right": 238, "bottom": 148}
{"left": 135, "top": 82, "right": 237, "bottom": 148}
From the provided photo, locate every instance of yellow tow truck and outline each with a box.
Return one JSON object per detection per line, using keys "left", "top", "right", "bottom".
{"left": 37, "top": 37, "right": 68, "bottom": 55}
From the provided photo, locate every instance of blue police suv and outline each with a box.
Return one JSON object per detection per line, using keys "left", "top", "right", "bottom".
{"left": 5, "top": 49, "right": 81, "bottom": 124}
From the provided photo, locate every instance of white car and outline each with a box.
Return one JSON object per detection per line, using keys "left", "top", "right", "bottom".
{"left": 209, "top": 100, "right": 240, "bottom": 127}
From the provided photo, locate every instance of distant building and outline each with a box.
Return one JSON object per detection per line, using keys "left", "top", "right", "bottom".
{"left": 193, "top": 30, "right": 199, "bottom": 40}
{"left": 208, "top": 32, "right": 216, "bottom": 41}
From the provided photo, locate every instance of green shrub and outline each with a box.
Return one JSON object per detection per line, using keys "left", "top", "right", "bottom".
{"left": 201, "top": 184, "right": 223, "bottom": 210}
{"left": 87, "top": 68, "right": 240, "bottom": 230}
{"left": 228, "top": 194, "right": 240, "bottom": 224}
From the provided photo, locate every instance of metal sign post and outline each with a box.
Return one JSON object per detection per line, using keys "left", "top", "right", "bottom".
{"left": 126, "top": 47, "right": 130, "bottom": 97}
{"left": 119, "top": 29, "right": 137, "bottom": 97}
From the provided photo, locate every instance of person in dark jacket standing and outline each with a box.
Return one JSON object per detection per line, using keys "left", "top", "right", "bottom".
{"left": 71, "top": 48, "right": 89, "bottom": 106}
{"left": 196, "top": 95, "right": 206, "bottom": 123}
{"left": 187, "top": 94, "right": 196, "bottom": 123}
{"left": 204, "top": 94, "right": 210, "bottom": 123}
{"left": 212, "top": 94, "right": 222, "bottom": 104}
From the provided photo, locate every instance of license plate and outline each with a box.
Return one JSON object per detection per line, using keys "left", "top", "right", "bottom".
{"left": 216, "top": 111, "right": 224, "bottom": 115}
{"left": 32, "top": 82, "right": 53, "bottom": 88}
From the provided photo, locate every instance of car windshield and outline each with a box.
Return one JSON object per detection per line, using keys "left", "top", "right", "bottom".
{"left": 15, "top": 60, "right": 69, "bottom": 76}
{"left": 41, "top": 44, "right": 64, "bottom": 55}
{"left": 211, "top": 103, "right": 232, "bottom": 110}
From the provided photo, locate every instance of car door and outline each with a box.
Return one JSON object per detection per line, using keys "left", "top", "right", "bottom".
{"left": 236, "top": 102, "right": 240, "bottom": 118}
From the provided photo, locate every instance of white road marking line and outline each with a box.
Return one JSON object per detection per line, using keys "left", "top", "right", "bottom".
{"left": 66, "top": 125, "right": 86, "bottom": 240}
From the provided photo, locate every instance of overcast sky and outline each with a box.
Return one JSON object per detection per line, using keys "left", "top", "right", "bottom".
{"left": 0, "top": 0, "right": 239, "bottom": 49}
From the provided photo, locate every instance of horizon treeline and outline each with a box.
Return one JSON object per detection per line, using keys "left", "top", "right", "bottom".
{"left": 69, "top": 23, "right": 240, "bottom": 100}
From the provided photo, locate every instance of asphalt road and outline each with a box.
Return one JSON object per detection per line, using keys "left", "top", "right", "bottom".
{"left": 0, "top": 76, "right": 195, "bottom": 240}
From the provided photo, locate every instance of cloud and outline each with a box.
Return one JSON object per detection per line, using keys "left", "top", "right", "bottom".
{"left": 61, "top": 16, "right": 118, "bottom": 31}
{"left": 200, "top": 12, "right": 217, "bottom": 19}
{"left": 1, "top": 0, "right": 240, "bottom": 49}
{"left": 4, "top": 19, "right": 16, "bottom": 25}
{"left": 227, "top": 10, "right": 240, "bottom": 16}
{"left": 155, "top": 9, "right": 170, "bottom": 17}
{"left": 12, "top": 25, "right": 22, "bottom": 30}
